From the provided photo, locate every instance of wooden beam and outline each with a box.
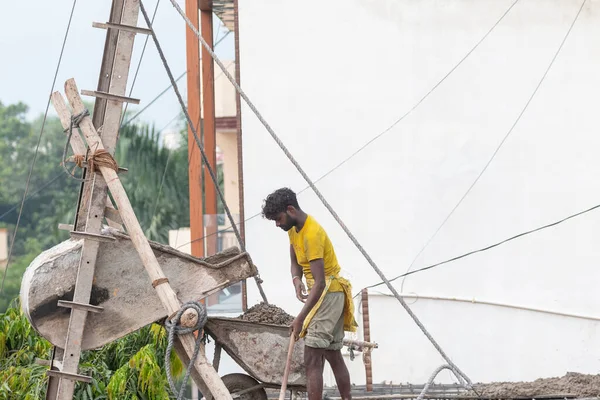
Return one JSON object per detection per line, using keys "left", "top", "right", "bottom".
{"left": 201, "top": 9, "right": 218, "bottom": 258}
{"left": 186, "top": 0, "right": 204, "bottom": 258}
{"left": 74, "top": 0, "right": 125, "bottom": 232}
{"left": 64, "top": 77, "right": 232, "bottom": 400}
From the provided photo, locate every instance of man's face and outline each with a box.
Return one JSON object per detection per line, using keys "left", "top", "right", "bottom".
{"left": 274, "top": 210, "right": 296, "bottom": 232}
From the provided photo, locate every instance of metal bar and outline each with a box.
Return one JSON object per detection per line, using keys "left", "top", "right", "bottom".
{"left": 57, "top": 300, "right": 104, "bottom": 313}
{"left": 92, "top": 21, "right": 152, "bottom": 35}
{"left": 81, "top": 90, "right": 140, "bottom": 104}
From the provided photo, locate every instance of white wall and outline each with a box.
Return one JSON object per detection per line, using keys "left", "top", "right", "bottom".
{"left": 238, "top": 0, "right": 600, "bottom": 386}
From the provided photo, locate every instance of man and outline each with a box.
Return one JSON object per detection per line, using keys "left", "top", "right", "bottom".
{"left": 261, "top": 187, "right": 357, "bottom": 400}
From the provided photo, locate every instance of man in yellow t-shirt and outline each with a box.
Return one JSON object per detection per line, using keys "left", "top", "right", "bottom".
{"left": 262, "top": 188, "right": 357, "bottom": 400}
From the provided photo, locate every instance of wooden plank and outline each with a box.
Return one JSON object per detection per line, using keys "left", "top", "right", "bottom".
{"left": 92, "top": 21, "right": 152, "bottom": 35}
{"left": 81, "top": 90, "right": 140, "bottom": 104}
{"left": 55, "top": 177, "right": 105, "bottom": 399}
{"left": 51, "top": 90, "right": 110, "bottom": 398}
{"left": 64, "top": 78, "right": 233, "bottom": 400}
{"left": 186, "top": 0, "right": 204, "bottom": 258}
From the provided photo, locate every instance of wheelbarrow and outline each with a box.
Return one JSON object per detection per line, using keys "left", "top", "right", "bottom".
{"left": 203, "top": 317, "right": 379, "bottom": 400}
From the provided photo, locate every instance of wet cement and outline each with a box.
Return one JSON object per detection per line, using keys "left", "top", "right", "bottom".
{"left": 238, "top": 302, "right": 295, "bottom": 326}
{"left": 468, "top": 372, "right": 600, "bottom": 398}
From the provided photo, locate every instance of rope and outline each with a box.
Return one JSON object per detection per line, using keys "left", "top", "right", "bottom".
{"left": 399, "top": 0, "right": 588, "bottom": 291}
{"left": 164, "top": 301, "right": 208, "bottom": 400}
{"left": 139, "top": 1, "right": 269, "bottom": 304}
{"left": 61, "top": 109, "right": 120, "bottom": 179}
{"left": 417, "top": 365, "right": 465, "bottom": 400}
{"left": 1, "top": 0, "right": 79, "bottom": 294}
{"left": 166, "top": 0, "right": 474, "bottom": 389}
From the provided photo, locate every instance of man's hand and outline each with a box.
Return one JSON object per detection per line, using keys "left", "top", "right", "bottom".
{"left": 290, "top": 316, "right": 304, "bottom": 340}
{"left": 293, "top": 278, "right": 308, "bottom": 303}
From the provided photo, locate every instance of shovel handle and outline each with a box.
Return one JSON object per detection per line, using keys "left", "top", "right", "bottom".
{"left": 279, "top": 334, "right": 296, "bottom": 400}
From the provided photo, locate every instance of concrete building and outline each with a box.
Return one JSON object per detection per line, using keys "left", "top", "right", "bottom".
{"left": 235, "top": 0, "right": 600, "bottom": 387}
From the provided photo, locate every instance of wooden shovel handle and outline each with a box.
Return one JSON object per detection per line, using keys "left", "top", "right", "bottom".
{"left": 279, "top": 334, "right": 296, "bottom": 400}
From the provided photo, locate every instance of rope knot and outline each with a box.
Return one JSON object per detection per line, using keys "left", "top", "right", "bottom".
{"left": 164, "top": 301, "right": 208, "bottom": 400}
{"left": 61, "top": 108, "right": 120, "bottom": 180}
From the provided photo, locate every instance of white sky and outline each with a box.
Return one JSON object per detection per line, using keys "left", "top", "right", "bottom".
{"left": 0, "top": 0, "right": 235, "bottom": 133}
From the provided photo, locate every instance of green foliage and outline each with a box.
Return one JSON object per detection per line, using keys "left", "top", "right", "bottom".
{"left": 0, "top": 300, "right": 185, "bottom": 399}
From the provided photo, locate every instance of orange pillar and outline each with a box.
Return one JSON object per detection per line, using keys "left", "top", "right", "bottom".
{"left": 201, "top": 8, "right": 218, "bottom": 258}
{"left": 186, "top": 0, "right": 204, "bottom": 258}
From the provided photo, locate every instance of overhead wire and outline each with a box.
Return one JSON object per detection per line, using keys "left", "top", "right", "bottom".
{"left": 399, "top": 0, "right": 588, "bottom": 291}
{"left": 1, "top": 0, "right": 79, "bottom": 293}
{"left": 359, "top": 201, "right": 600, "bottom": 295}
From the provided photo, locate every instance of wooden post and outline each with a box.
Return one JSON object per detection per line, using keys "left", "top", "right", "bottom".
{"left": 186, "top": 0, "right": 204, "bottom": 258}
{"left": 63, "top": 78, "right": 233, "bottom": 400}
{"left": 200, "top": 6, "right": 218, "bottom": 257}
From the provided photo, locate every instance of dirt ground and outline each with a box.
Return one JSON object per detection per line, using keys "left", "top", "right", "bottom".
{"left": 237, "top": 302, "right": 295, "bottom": 326}
{"left": 467, "top": 372, "right": 600, "bottom": 398}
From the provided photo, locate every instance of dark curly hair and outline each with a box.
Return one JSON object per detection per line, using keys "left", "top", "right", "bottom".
{"left": 261, "top": 187, "right": 301, "bottom": 220}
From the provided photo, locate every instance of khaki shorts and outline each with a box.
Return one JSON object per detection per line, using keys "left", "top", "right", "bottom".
{"left": 304, "top": 291, "right": 345, "bottom": 351}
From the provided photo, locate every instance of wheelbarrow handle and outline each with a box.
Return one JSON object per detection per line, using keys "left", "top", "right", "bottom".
{"left": 278, "top": 334, "right": 296, "bottom": 400}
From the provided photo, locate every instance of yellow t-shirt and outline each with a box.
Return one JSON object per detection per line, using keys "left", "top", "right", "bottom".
{"left": 288, "top": 215, "right": 343, "bottom": 292}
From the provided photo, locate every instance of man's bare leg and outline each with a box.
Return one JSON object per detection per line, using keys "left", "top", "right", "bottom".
{"left": 324, "top": 350, "right": 351, "bottom": 400}
{"left": 305, "top": 346, "right": 326, "bottom": 400}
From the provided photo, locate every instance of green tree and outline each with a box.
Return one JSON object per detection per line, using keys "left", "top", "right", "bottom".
{"left": 0, "top": 299, "right": 184, "bottom": 399}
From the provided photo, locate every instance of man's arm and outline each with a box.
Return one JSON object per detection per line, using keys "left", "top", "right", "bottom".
{"left": 291, "top": 258, "right": 326, "bottom": 338}
{"left": 291, "top": 244, "right": 307, "bottom": 302}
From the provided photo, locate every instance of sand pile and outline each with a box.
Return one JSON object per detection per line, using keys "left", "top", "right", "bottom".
{"left": 237, "top": 302, "right": 295, "bottom": 326}
{"left": 468, "top": 372, "right": 600, "bottom": 398}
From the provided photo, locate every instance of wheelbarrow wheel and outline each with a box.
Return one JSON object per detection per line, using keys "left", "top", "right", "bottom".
{"left": 221, "top": 373, "right": 268, "bottom": 400}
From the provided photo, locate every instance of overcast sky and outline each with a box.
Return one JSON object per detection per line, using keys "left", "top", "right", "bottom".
{"left": 0, "top": 0, "right": 235, "bottom": 134}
